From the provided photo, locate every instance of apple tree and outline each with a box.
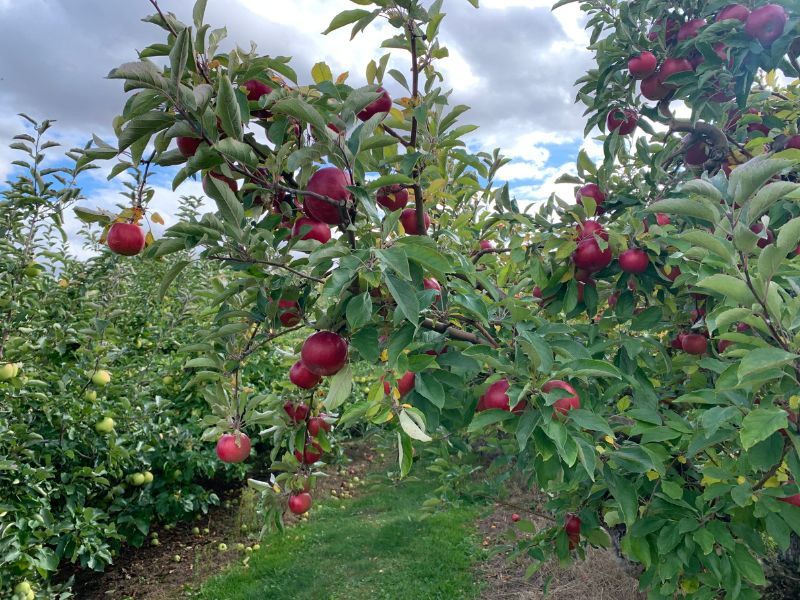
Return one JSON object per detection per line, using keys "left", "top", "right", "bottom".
{"left": 73, "top": 0, "right": 800, "bottom": 597}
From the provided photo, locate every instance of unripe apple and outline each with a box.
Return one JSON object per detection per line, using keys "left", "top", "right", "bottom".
{"left": 216, "top": 432, "right": 251, "bottom": 463}
{"left": 107, "top": 223, "right": 146, "bottom": 256}
{"left": 0, "top": 363, "right": 14, "bottom": 381}
{"left": 677, "top": 18, "right": 706, "bottom": 41}
{"left": 92, "top": 369, "right": 111, "bottom": 386}
{"left": 301, "top": 331, "right": 348, "bottom": 376}
{"left": 628, "top": 52, "right": 657, "bottom": 79}
{"left": 358, "top": 87, "right": 392, "bottom": 121}
{"left": 575, "top": 183, "right": 605, "bottom": 212}
{"left": 289, "top": 492, "right": 313, "bottom": 514}
{"left": 376, "top": 184, "right": 409, "bottom": 212}
{"left": 218, "top": 543, "right": 228, "bottom": 552}
{"left": 303, "top": 167, "right": 352, "bottom": 224}
{"left": 744, "top": 4, "right": 787, "bottom": 46}
{"left": 542, "top": 380, "right": 580, "bottom": 416}
{"left": 606, "top": 108, "right": 638, "bottom": 136}
{"left": 681, "top": 333, "right": 707, "bottom": 355}
{"left": 400, "top": 208, "right": 431, "bottom": 235}
{"left": 289, "top": 361, "right": 321, "bottom": 389}
{"left": 618, "top": 248, "right": 649, "bottom": 274}
{"left": 85, "top": 389, "right": 97, "bottom": 402}
{"left": 143, "top": 470, "right": 154, "bottom": 484}
{"left": 176, "top": 136, "right": 202, "bottom": 158}
{"left": 95, "top": 417, "right": 115, "bottom": 433}
{"left": 130, "top": 472, "right": 146, "bottom": 486}
{"left": 717, "top": 4, "right": 750, "bottom": 23}
{"left": 292, "top": 217, "right": 331, "bottom": 243}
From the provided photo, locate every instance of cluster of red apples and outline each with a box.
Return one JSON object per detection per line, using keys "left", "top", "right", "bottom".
{"left": 475, "top": 378, "right": 581, "bottom": 418}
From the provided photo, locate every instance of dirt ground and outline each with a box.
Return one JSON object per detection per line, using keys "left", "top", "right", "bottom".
{"left": 65, "top": 443, "right": 377, "bottom": 600}
{"left": 475, "top": 484, "right": 645, "bottom": 600}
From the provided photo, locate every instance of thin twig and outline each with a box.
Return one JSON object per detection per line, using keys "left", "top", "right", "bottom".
{"left": 207, "top": 254, "right": 325, "bottom": 283}
{"left": 148, "top": 0, "right": 178, "bottom": 37}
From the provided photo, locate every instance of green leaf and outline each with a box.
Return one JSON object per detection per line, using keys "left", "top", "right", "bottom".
{"left": 193, "top": 0, "right": 208, "bottom": 27}
{"left": 467, "top": 409, "right": 515, "bottom": 432}
{"left": 561, "top": 359, "right": 622, "bottom": 379}
{"left": 345, "top": 292, "right": 372, "bottom": 330}
{"left": 740, "top": 407, "right": 788, "bottom": 450}
{"left": 272, "top": 97, "right": 328, "bottom": 133}
{"left": 738, "top": 347, "right": 799, "bottom": 381}
{"left": 776, "top": 216, "right": 800, "bottom": 254}
{"left": 416, "top": 372, "right": 444, "bottom": 409}
{"left": 376, "top": 247, "right": 411, "bottom": 280}
{"left": 118, "top": 111, "right": 174, "bottom": 152}
{"left": 568, "top": 409, "right": 613, "bottom": 435}
{"left": 367, "top": 174, "right": 415, "bottom": 191}
{"left": 73, "top": 206, "right": 115, "bottom": 225}
{"left": 325, "top": 365, "right": 352, "bottom": 410}
{"left": 107, "top": 61, "right": 167, "bottom": 90}
{"left": 677, "top": 230, "right": 733, "bottom": 261}
{"left": 662, "top": 480, "right": 684, "bottom": 501}
{"left": 169, "top": 27, "right": 191, "bottom": 87}
{"left": 733, "top": 543, "right": 766, "bottom": 586}
{"left": 729, "top": 154, "right": 798, "bottom": 208}
{"left": 216, "top": 75, "right": 243, "bottom": 140}
{"left": 214, "top": 138, "right": 257, "bottom": 167}
{"left": 384, "top": 272, "right": 420, "bottom": 326}
{"left": 679, "top": 178, "right": 723, "bottom": 202}
{"left": 397, "top": 430, "right": 413, "bottom": 477}
{"left": 646, "top": 196, "right": 719, "bottom": 222}
{"left": 399, "top": 409, "right": 432, "bottom": 442}
{"left": 394, "top": 237, "right": 452, "bottom": 274}
{"left": 205, "top": 176, "right": 244, "bottom": 233}
{"left": 322, "top": 9, "right": 371, "bottom": 34}
{"left": 158, "top": 260, "right": 190, "bottom": 299}
{"left": 696, "top": 274, "right": 755, "bottom": 304}
{"left": 746, "top": 181, "right": 800, "bottom": 225}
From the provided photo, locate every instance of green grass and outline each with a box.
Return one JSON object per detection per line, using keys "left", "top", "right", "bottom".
{"left": 197, "top": 474, "right": 483, "bottom": 600}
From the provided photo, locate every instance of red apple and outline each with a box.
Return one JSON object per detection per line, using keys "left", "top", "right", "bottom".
{"left": 691, "top": 308, "right": 706, "bottom": 322}
{"left": 628, "top": 52, "right": 657, "bottom": 79}
{"left": 376, "top": 184, "right": 409, "bottom": 212}
{"left": 284, "top": 401, "right": 310, "bottom": 423}
{"left": 423, "top": 277, "right": 442, "bottom": 303}
{"left": 480, "top": 379, "right": 526, "bottom": 413}
{"left": 511, "top": 513, "right": 521, "bottom": 522}
{"left": 745, "top": 4, "right": 787, "bottom": 46}
{"left": 576, "top": 220, "right": 606, "bottom": 241}
{"left": 717, "top": 4, "right": 750, "bottom": 23}
{"left": 737, "top": 323, "right": 751, "bottom": 333}
{"left": 294, "top": 439, "right": 322, "bottom": 464}
{"left": 573, "top": 234, "right": 613, "bottom": 273}
{"left": 400, "top": 208, "right": 431, "bottom": 235}
{"left": 677, "top": 18, "right": 706, "bottom": 41}
{"left": 656, "top": 213, "right": 671, "bottom": 226}
{"left": 575, "top": 184, "right": 606, "bottom": 212}
{"left": 244, "top": 79, "right": 273, "bottom": 118}
{"left": 606, "top": 108, "right": 638, "bottom": 135}
{"left": 662, "top": 265, "right": 681, "bottom": 281}
{"left": 648, "top": 16, "right": 681, "bottom": 44}
{"left": 288, "top": 492, "right": 312, "bottom": 514}
{"left": 301, "top": 331, "right": 348, "bottom": 376}
{"left": 659, "top": 58, "right": 693, "bottom": 89}
{"left": 543, "top": 380, "right": 580, "bottom": 416}
{"left": 479, "top": 240, "right": 495, "bottom": 251}
{"left": 718, "top": 339, "right": 733, "bottom": 353}
{"left": 176, "top": 136, "right": 201, "bottom": 158}
{"left": 383, "top": 380, "right": 391, "bottom": 396}
{"left": 786, "top": 135, "right": 800, "bottom": 150}
{"left": 398, "top": 371, "right": 415, "bottom": 397}
{"left": 685, "top": 141, "right": 709, "bottom": 166}
{"left": 641, "top": 72, "right": 670, "bottom": 101}
{"left": 779, "top": 492, "right": 800, "bottom": 507}
{"left": 358, "top": 87, "right": 392, "bottom": 121}
{"left": 278, "top": 299, "right": 301, "bottom": 327}
{"left": 289, "top": 361, "right": 321, "bottom": 389}
{"left": 619, "top": 248, "right": 649, "bottom": 274}
{"left": 292, "top": 217, "right": 331, "bottom": 243}
{"left": 307, "top": 416, "right": 332, "bottom": 437}
{"left": 216, "top": 432, "right": 251, "bottom": 463}
{"left": 303, "top": 167, "right": 352, "bottom": 225}
{"left": 565, "top": 514, "right": 581, "bottom": 549}
{"left": 107, "top": 223, "right": 146, "bottom": 256}
{"left": 681, "top": 333, "right": 707, "bottom": 355}
{"left": 608, "top": 292, "right": 619, "bottom": 307}
{"left": 204, "top": 171, "right": 238, "bottom": 194}
{"left": 533, "top": 286, "right": 543, "bottom": 299}
{"left": 751, "top": 223, "right": 775, "bottom": 248}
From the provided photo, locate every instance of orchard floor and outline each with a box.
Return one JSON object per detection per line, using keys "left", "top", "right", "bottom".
{"left": 71, "top": 442, "right": 643, "bottom": 599}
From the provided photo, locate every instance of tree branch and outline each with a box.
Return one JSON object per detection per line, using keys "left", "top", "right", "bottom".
{"left": 148, "top": 0, "right": 178, "bottom": 37}
{"left": 471, "top": 247, "right": 512, "bottom": 264}
{"left": 407, "top": 21, "right": 427, "bottom": 237}
{"left": 207, "top": 254, "right": 325, "bottom": 283}
{"left": 668, "top": 119, "right": 729, "bottom": 172}
{"left": 421, "top": 318, "right": 485, "bottom": 345}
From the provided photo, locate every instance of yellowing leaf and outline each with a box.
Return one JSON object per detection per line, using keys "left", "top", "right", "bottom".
{"left": 677, "top": 456, "right": 687, "bottom": 464}
{"left": 646, "top": 470, "right": 659, "bottom": 481}
{"left": 151, "top": 212, "right": 165, "bottom": 225}
{"left": 336, "top": 71, "right": 349, "bottom": 84}
{"left": 145, "top": 231, "right": 155, "bottom": 247}
{"left": 389, "top": 108, "right": 404, "bottom": 121}
{"left": 380, "top": 349, "right": 388, "bottom": 362}
{"left": 311, "top": 62, "right": 333, "bottom": 84}
{"left": 426, "top": 178, "right": 446, "bottom": 196}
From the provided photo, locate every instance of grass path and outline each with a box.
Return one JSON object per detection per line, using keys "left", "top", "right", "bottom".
{"left": 197, "top": 474, "right": 483, "bottom": 600}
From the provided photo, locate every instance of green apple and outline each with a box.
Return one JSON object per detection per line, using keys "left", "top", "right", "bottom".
{"left": 162, "top": 375, "right": 173, "bottom": 385}
{"left": 143, "top": 471, "right": 154, "bottom": 484}
{"left": 203, "top": 527, "right": 210, "bottom": 534}
{"left": 218, "top": 543, "right": 228, "bottom": 552}
{"left": 151, "top": 538, "right": 160, "bottom": 546}
{"left": 130, "top": 473, "right": 146, "bottom": 486}
{"left": 252, "top": 543, "right": 261, "bottom": 551}
{"left": 192, "top": 527, "right": 200, "bottom": 535}
{"left": 14, "top": 582, "right": 32, "bottom": 595}
{"left": 85, "top": 390, "right": 97, "bottom": 402}
{"left": 23, "top": 263, "right": 42, "bottom": 277}
{"left": 95, "top": 417, "right": 115, "bottom": 433}
{"left": 234, "top": 543, "right": 245, "bottom": 551}
{"left": 174, "top": 555, "right": 182, "bottom": 562}
{"left": 245, "top": 546, "right": 253, "bottom": 553}
{"left": 0, "top": 363, "right": 14, "bottom": 381}
{"left": 91, "top": 369, "right": 111, "bottom": 386}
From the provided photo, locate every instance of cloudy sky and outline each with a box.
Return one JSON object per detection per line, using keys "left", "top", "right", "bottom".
{"left": 0, "top": 0, "right": 599, "bottom": 257}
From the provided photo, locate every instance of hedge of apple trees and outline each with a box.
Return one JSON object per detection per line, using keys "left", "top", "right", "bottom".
{"left": 0, "top": 119, "right": 310, "bottom": 598}
{"left": 12, "top": 0, "right": 800, "bottom": 596}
